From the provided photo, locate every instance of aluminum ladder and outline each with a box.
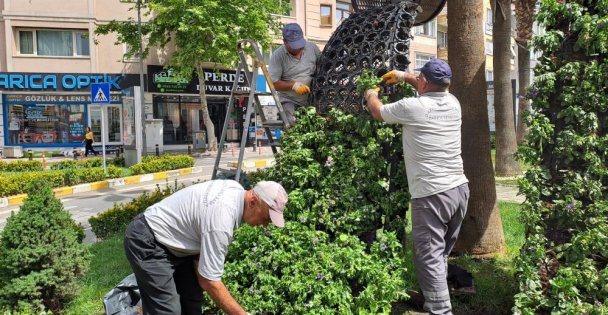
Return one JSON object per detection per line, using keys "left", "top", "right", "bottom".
{"left": 212, "top": 39, "right": 289, "bottom": 182}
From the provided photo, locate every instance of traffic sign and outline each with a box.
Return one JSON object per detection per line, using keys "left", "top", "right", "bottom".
{"left": 91, "top": 83, "right": 111, "bottom": 104}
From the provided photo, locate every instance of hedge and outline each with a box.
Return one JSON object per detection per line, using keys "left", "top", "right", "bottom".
{"left": 129, "top": 154, "right": 194, "bottom": 175}
{"left": 88, "top": 183, "right": 182, "bottom": 239}
{"left": 0, "top": 161, "right": 43, "bottom": 173}
{"left": 0, "top": 166, "right": 122, "bottom": 197}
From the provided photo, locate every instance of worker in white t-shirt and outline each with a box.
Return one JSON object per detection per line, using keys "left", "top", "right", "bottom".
{"left": 124, "top": 179, "right": 288, "bottom": 315}
{"left": 364, "top": 59, "right": 469, "bottom": 315}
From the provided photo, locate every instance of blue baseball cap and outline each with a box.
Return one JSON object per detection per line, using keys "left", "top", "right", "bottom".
{"left": 282, "top": 23, "right": 306, "bottom": 50}
{"left": 416, "top": 58, "right": 452, "bottom": 85}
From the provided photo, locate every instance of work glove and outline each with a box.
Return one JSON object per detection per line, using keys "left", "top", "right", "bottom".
{"left": 292, "top": 82, "right": 311, "bottom": 95}
{"left": 381, "top": 70, "right": 407, "bottom": 85}
{"left": 364, "top": 87, "right": 380, "bottom": 101}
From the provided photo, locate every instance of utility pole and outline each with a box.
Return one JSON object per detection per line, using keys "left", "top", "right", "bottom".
{"left": 136, "top": 0, "right": 147, "bottom": 156}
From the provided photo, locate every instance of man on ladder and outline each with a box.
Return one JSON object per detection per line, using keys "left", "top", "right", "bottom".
{"left": 268, "top": 23, "right": 321, "bottom": 126}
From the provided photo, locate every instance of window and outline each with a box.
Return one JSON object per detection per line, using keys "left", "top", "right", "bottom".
{"left": 438, "top": 31, "right": 448, "bottom": 49}
{"left": 122, "top": 43, "right": 141, "bottom": 62}
{"left": 320, "top": 4, "right": 332, "bottom": 26}
{"left": 486, "top": 40, "right": 493, "bottom": 55}
{"left": 415, "top": 54, "right": 434, "bottom": 69}
{"left": 414, "top": 20, "right": 436, "bottom": 37}
{"left": 6, "top": 103, "right": 86, "bottom": 145}
{"left": 336, "top": 2, "right": 352, "bottom": 24}
{"left": 18, "top": 29, "right": 90, "bottom": 57}
{"left": 273, "top": 0, "right": 295, "bottom": 16}
{"left": 485, "top": 8, "right": 493, "bottom": 34}
{"left": 486, "top": 70, "right": 494, "bottom": 81}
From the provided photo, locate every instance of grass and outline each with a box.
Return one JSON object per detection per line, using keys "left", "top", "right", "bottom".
{"left": 64, "top": 234, "right": 132, "bottom": 315}
{"left": 63, "top": 202, "right": 524, "bottom": 315}
{"left": 395, "top": 201, "right": 525, "bottom": 315}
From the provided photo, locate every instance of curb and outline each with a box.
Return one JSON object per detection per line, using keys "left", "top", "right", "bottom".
{"left": 226, "top": 158, "right": 275, "bottom": 169}
{"left": 0, "top": 158, "right": 274, "bottom": 209}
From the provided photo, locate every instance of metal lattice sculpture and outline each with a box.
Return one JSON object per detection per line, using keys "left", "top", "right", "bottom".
{"left": 310, "top": 1, "right": 420, "bottom": 114}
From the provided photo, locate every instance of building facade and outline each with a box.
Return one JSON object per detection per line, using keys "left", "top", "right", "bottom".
{"left": 0, "top": 0, "right": 439, "bottom": 151}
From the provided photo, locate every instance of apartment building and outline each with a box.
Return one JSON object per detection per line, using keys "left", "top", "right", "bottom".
{"left": 0, "top": 0, "right": 438, "bottom": 151}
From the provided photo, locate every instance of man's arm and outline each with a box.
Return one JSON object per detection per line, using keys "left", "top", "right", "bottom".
{"left": 196, "top": 272, "right": 248, "bottom": 315}
{"left": 273, "top": 80, "right": 298, "bottom": 92}
{"left": 366, "top": 93, "right": 384, "bottom": 121}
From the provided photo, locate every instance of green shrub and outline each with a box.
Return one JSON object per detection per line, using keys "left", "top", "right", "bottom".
{"left": 204, "top": 224, "right": 407, "bottom": 314}
{"left": 89, "top": 182, "right": 182, "bottom": 239}
{"left": 514, "top": 0, "right": 608, "bottom": 313}
{"left": 0, "top": 172, "right": 65, "bottom": 197}
{"left": 0, "top": 161, "right": 43, "bottom": 173}
{"left": 0, "top": 180, "right": 90, "bottom": 312}
{"left": 264, "top": 108, "right": 409, "bottom": 237}
{"left": 0, "top": 166, "right": 122, "bottom": 197}
{"left": 129, "top": 154, "right": 194, "bottom": 175}
{"left": 50, "top": 157, "right": 124, "bottom": 170}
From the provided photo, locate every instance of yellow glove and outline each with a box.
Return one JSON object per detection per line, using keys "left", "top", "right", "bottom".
{"left": 381, "top": 70, "right": 407, "bottom": 85}
{"left": 292, "top": 82, "right": 311, "bottom": 95}
{"left": 364, "top": 87, "right": 380, "bottom": 101}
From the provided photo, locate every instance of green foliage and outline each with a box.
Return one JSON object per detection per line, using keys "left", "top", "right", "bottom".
{"left": 514, "top": 0, "right": 608, "bottom": 313}
{"left": 354, "top": 69, "right": 383, "bottom": 93}
{"left": 205, "top": 224, "right": 408, "bottom": 314}
{"left": 204, "top": 108, "right": 414, "bottom": 312}
{"left": 0, "top": 161, "right": 43, "bottom": 173}
{"left": 95, "top": 0, "right": 283, "bottom": 76}
{"left": 0, "top": 166, "right": 122, "bottom": 197}
{"left": 50, "top": 157, "right": 124, "bottom": 170}
{"left": 128, "top": 154, "right": 194, "bottom": 175}
{"left": 0, "top": 180, "right": 90, "bottom": 312}
{"left": 88, "top": 183, "right": 182, "bottom": 239}
{"left": 266, "top": 108, "right": 410, "bottom": 237}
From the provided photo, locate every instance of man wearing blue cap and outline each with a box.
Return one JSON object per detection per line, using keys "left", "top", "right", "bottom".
{"left": 269, "top": 23, "right": 321, "bottom": 126}
{"left": 364, "top": 59, "right": 470, "bottom": 315}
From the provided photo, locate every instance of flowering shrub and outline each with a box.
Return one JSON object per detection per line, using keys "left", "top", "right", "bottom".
{"left": 0, "top": 161, "right": 43, "bottom": 173}
{"left": 206, "top": 106, "right": 414, "bottom": 313}
{"left": 207, "top": 224, "right": 408, "bottom": 314}
{"left": 514, "top": 0, "right": 608, "bottom": 313}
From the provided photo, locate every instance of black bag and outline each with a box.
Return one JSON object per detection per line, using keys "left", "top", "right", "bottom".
{"left": 103, "top": 273, "right": 143, "bottom": 315}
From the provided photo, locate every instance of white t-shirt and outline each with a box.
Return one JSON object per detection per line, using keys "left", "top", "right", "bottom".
{"left": 144, "top": 180, "right": 244, "bottom": 281}
{"left": 268, "top": 42, "right": 321, "bottom": 106}
{"left": 380, "top": 92, "right": 469, "bottom": 198}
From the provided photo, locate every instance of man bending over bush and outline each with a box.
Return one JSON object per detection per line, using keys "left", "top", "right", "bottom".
{"left": 124, "top": 179, "right": 288, "bottom": 315}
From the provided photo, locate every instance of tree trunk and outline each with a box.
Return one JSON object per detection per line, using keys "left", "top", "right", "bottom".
{"left": 516, "top": 45, "right": 531, "bottom": 144}
{"left": 448, "top": 0, "right": 506, "bottom": 256}
{"left": 197, "top": 66, "right": 217, "bottom": 151}
{"left": 514, "top": 0, "right": 535, "bottom": 144}
{"left": 492, "top": 0, "right": 522, "bottom": 177}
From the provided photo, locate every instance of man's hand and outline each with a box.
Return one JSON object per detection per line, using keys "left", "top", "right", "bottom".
{"left": 292, "top": 82, "right": 311, "bottom": 95}
{"left": 364, "top": 87, "right": 380, "bottom": 101}
{"left": 381, "top": 70, "right": 407, "bottom": 85}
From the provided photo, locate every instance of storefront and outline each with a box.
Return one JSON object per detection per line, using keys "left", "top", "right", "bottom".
{"left": 0, "top": 72, "right": 140, "bottom": 149}
{"left": 147, "top": 65, "right": 274, "bottom": 146}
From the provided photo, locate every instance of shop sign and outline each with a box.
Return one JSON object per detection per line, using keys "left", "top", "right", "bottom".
{"left": 4, "top": 93, "right": 121, "bottom": 103}
{"left": 0, "top": 73, "right": 142, "bottom": 92}
{"left": 147, "top": 65, "right": 250, "bottom": 95}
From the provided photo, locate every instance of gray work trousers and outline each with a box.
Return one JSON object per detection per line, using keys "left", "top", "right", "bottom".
{"left": 411, "top": 183, "right": 470, "bottom": 315}
{"left": 281, "top": 101, "right": 298, "bottom": 127}
{"left": 124, "top": 213, "right": 204, "bottom": 315}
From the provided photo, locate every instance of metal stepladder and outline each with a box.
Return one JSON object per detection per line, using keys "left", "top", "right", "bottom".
{"left": 212, "top": 39, "right": 290, "bottom": 182}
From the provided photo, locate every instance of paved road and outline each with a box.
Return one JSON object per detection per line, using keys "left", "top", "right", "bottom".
{"left": 0, "top": 149, "right": 276, "bottom": 243}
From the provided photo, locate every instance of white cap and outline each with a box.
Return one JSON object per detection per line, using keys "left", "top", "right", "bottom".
{"left": 253, "top": 181, "right": 288, "bottom": 227}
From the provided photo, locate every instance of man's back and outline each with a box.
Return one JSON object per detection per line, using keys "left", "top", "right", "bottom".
{"left": 144, "top": 180, "right": 244, "bottom": 256}
{"left": 380, "top": 92, "right": 468, "bottom": 198}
